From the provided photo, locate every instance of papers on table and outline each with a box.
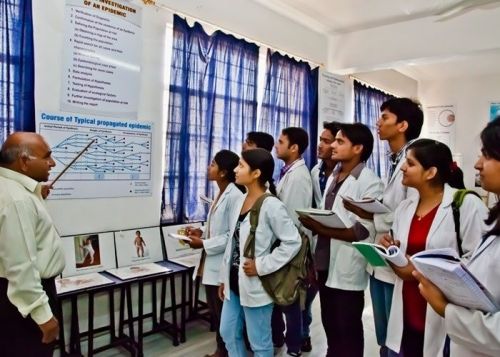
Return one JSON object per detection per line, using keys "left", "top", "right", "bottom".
{"left": 169, "top": 252, "right": 202, "bottom": 268}
{"left": 296, "top": 208, "right": 347, "bottom": 229}
{"left": 106, "top": 262, "right": 171, "bottom": 280}
{"left": 56, "top": 272, "right": 114, "bottom": 294}
{"left": 341, "top": 195, "right": 390, "bottom": 214}
{"left": 411, "top": 248, "right": 499, "bottom": 313}
{"left": 352, "top": 242, "right": 408, "bottom": 267}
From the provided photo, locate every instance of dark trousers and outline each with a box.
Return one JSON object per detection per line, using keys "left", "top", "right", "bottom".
{"left": 206, "top": 284, "right": 227, "bottom": 355}
{"left": 401, "top": 325, "right": 424, "bottom": 357}
{"left": 0, "top": 277, "right": 57, "bottom": 357}
{"left": 271, "top": 299, "right": 302, "bottom": 353}
{"left": 318, "top": 270, "right": 365, "bottom": 357}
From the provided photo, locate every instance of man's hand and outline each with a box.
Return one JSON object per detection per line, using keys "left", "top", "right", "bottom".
{"left": 298, "top": 216, "right": 324, "bottom": 235}
{"left": 187, "top": 236, "right": 204, "bottom": 249}
{"left": 186, "top": 227, "right": 203, "bottom": 238}
{"left": 218, "top": 283, "right": 225, "bottom": 301}
{"left": 343, "top": 200, "right": 374, "bottom": 220}
{"left": 41, "top": 183, "right": 53, "bottom": 199}
{"left": 39, "top": 316, "right": 59, "bottom": 344}
{"left": 413, "top": 270, "right": 448, "bottom": 317}
{"left": 242, "top": 259, "right": 258, "bottom": 276}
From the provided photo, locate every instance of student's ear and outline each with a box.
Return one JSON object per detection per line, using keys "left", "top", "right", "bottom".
{"left": 398, "top": 120, "right": 409, "bottom": 133}
{"left": 290, "top": 143, "right": 298, "bottom": 153}
{"left": 425, "top": 167, "right": 438, "bottom": 181}
{"left": 353, "top": 144, "right": 363, "bottom": 157}
{"left": 252, "top": 168, "right": 262, "bottom": 181}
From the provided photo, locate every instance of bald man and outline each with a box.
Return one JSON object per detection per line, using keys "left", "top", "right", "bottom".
{"left": 0, "top": 132, "right": 64, "bottom": 356}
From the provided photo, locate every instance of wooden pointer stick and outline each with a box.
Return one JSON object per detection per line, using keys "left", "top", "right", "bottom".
{"left": 49, "top": 139, "right": 96, "bottom": 188}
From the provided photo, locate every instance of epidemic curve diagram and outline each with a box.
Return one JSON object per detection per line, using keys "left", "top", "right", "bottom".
{"left": 50, "top": 133, "right": 151, "bottom": 181}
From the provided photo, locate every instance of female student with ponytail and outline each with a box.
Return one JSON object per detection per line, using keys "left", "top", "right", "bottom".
{"left": 218, "top": 148, "right": 301, "bottom": 357}
{"left": 414, "top": 117, "right": 500, "bottom": 356}
{"left": 186, "top": 150, "right": 243, "bottom": 357}
{"left": 381, "top": 139, "right": 488, "bottom": 357}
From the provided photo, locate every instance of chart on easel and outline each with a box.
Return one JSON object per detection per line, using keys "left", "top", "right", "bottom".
{"left": 38, "top": 112, "right": 153, "bottom": 199}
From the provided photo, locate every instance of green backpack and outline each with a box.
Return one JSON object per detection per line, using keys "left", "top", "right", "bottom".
{"left": 452, "top": 189, "right": 481, "bottom": 257}
{"left": 243, "top": 193, "right": 313, "bottom": 306}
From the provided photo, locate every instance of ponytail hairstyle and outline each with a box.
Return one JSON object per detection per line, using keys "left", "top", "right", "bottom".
{"left": 407, "top": 138, "right": 465, "bottom": 189}
{"left": 241, "top": 148, "right": 276, "bottom": 195}
{"left": 213, "top": 150, "right": 239, "bottom": 183}
{"left": 481, "top": 116, "right": 500, "bottom": 238}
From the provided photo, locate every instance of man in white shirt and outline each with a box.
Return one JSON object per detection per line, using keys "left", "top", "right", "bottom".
{"left": 273, "top": 127, "right": 312, "bottom": 357}
{"left": 344, "top": 98, "right": 423, "bottom": 357}
{"left": 300, "top": 123, "right": 384, "bottom": 357}
{"left": 0, "top": 132, "right": 65, "bottom": 356}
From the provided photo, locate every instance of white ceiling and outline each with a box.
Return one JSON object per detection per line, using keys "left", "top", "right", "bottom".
{"left": 252, "top": 0, "right": 500, "bottom": 81}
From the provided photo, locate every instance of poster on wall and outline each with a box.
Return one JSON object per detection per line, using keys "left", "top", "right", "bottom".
{"left": 61, "top": 232, "right": 116, "bottom": 277}
{"left": 490, "top": 102, "right": 500, "bottom": 121}
{"left": 60, "top": 0, "right": 142, "bottom": 118}
{"left": 38, "top": 111, "right": 152, "bottom": 199}
{"left": 424, "top": 104, "right": 457, "bottom": 151}
{"left": 318, "top": 69, "right": 346, "bottom": 123}
{"left": 114, "top": 227, "right": 164, "bottom": 267}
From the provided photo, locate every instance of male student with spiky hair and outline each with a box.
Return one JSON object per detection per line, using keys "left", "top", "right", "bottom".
{"left": 343, "top": 98, "right": 423, "bottom": 357}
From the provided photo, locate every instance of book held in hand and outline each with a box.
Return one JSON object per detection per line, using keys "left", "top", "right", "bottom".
{"left": 295, "top": 208, "right": 347, "bottom": 229}
{"left": 352, "top": 242, "right": 408, "bottom": 267}
{"left": 168, "top": 232, "right": 193, "bottom": 242}
{"left": 410, "top": 248, "right": 499, "bottom": 313}
{"left": 341, "top": 195, "right": 391, "bottom": 214}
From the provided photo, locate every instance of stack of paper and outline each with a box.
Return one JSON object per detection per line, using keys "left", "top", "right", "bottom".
{"left": 295, "top": 208, "right": 347, "bottom": 229}
{"left": 411, "top": 248, "right": 499, "bottom": 313}
{"left": 56, "top": 272, "right": 114, "bottom": 294}
{"left": 341, "top": 195, "right": 390, "bottom": 214}
{"left": 106, "top": 263, "right": 172, "bottom": 280}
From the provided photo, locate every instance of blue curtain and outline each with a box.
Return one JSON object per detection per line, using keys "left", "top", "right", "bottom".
{"left": 353, "top": 80, "right": 395, "bottom": 179}
{"left": 0, "top": 0, "right": 35, "bottom": 145}
{"left": 259, "top": 50, "right": 318, "bottom": 179}
{"left": 162, "top": 15, "right": 259, "bottom": 223}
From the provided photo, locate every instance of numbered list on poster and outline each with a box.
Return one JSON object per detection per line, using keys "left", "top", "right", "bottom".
{"left": 61, "top": 0, "right": 142, "bottom": 118}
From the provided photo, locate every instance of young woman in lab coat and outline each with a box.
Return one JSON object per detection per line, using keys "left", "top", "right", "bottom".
{"left": 218, "top": 148, "right": 301, "bottom": 357}
{"left": 414, "top": 117, "right": 500, "bottom": 357}
{"left": 381, "top": 139, "right": 488, "bottom": 357}
{"left": 186, "top": 150, "right": 243, "bottom": 357}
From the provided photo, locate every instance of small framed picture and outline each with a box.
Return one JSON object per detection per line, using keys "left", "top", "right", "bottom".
{"left": 114, "top": 227, "right": 164, "bottom": 267}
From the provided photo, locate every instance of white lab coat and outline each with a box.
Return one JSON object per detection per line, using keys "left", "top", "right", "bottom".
{"left": 446, "top": 232, "right": 500, "bottom": 357}
{"left": 311, "top": 161, "right": 324, "bottom": 208}
{"left": 276, "top": 158, "right": 313, "bottom": 229}
{"left": 385, "top": 184, "right": 488, "bottom": 356}
{"left": 197, "top": 183, "right": 244, "bottom": 286}
{"left": 370, "top": 152, "right": 417, "bottom": 284}
{"left": 322, "top": 164, "right": 384, "bottom": 291}
{"left": 219, "top": 195, "right": 301, "bottom": 307}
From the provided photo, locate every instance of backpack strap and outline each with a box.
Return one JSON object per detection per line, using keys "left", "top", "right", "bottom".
{"left": 451, "top": 189, "right": 481, "bottom": 257}
{"left": 243, "top": 193, "right": 274, "bottom": 259}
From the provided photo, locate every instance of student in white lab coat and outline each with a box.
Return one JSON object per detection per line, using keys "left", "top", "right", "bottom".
{"left": 344, "top": 98, "right": 423, "bottom": 357}
{"left": 272, "top": 127, "right": 312, "bottom": 356}
{"left": 219, "top": 148, "right": 301, "bottom": 357}
{"left": 300, "top": 123, "right": 384, "bottom": 357}
{"left": 414, "top": 117, "right": 500, "bottom": 357}
{"left": 380, "top": 139, "right": 488, "bottom": 357}
{"left": 186, "top": 150, "right": 243, "bottom": 357}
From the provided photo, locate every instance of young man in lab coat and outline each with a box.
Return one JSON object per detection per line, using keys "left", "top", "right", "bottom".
{"left": 343, "top": 98, "right": 423, "bottom": 357}
{"left": 300, "top": 123, "right": 384, "bottom": 357}
{"left": 302, "top": 121, "right": 339, "bottom": 353}
{"left": 273, "top": 127, "right": 313, "bottom": 357}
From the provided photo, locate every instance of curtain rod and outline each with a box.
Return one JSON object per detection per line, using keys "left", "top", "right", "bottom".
{"left": 143, "top": 1, "right": 323, "bottom": 67}
{"left": 349, "top": 75, "right": 398, "bottom": 97}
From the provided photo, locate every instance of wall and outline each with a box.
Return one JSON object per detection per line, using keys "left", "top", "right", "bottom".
{"left": 418, "top": 74, "right": 500, "bottom": 189}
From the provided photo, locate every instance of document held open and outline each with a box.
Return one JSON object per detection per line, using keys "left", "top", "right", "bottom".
{"left": 411, "top": 248, "right": 499, "bottom": 313}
